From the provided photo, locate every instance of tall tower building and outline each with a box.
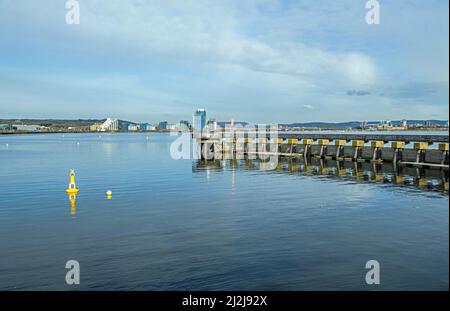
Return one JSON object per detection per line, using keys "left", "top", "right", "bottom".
{"left": 193, "top": 109, "right": 206, "bottom": 132}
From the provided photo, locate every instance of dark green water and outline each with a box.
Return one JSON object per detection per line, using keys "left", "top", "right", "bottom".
{"left": 0, "top": 133, "right": 448, "bottom": 290}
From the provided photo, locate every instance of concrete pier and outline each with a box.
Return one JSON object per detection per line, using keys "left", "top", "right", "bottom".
{"left": 276, "top": 132, "right": 448, "bottom": 144}
{"left": 199, "top": 134, "right": 450, "bottom": 171}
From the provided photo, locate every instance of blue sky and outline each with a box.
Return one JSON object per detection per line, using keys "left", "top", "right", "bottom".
{"left": 0, "top": 0, "right": 448, "bottom": 123}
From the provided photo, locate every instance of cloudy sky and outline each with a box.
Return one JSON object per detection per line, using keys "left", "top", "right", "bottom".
{"left": 0, "top": 0, "right": 448, "bottom": 123}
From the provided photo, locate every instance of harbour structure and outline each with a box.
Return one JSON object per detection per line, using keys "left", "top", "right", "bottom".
{"left": 274, "top": 132, "right": 449, "bottom": 144}
{"left": 197, "top": 130, "right": 450, "bottom": 171}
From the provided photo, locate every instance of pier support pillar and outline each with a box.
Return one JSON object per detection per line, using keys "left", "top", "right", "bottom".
{"left": 200, "top": 139, "right": 215, "bottom": 160}
{"left": 288, "top": 139, "right": 298, "bottom": 155}
{"left": 273, "top": 138, "right": 284, "bottom": 154}
{"left": 334, "top": 140, "right": 346, "bottom": 159}
{"left": 392, "top": 141, "right": 405, "bottom": 163}
{"left": 302, "top": 139, "right": 313, "bottom": 157}
{"left": 371, "top": 141, "right": 384, "bottom": 163}
{"left": 318, "top": 139, "right": 329, "bottom": 158}
{"left": 352, "top": 140, "right": 364, "bottom": 161}
{"left": 439, "top": 143, "right": 449, "bottom": 165}
{"left": 414, "top": 142, "right": 429, "bottom": 163}
{"left": 244, "top": 137, "right": 255, "bottom": 158}
{"left": 258, "top": 137, "right": 268, "bottom": 155}
{"left": 231, "top": 137, "right": 236, "bottom": 154}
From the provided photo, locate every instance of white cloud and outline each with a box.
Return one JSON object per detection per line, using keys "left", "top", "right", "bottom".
{"left": 0, "top": 1, "right": 378, "bottom": 84}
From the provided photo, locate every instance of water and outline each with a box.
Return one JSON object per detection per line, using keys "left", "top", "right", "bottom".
{"left": 0, "top": 133, "right": 448, "bottom": 290}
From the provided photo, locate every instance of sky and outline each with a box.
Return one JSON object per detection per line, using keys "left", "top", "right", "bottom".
{"left": 0, "top": 0, "right": 448, "bottom": 123}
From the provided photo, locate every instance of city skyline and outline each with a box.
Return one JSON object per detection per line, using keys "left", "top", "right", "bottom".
{"left": 0, "top": 1, "right": 448, "bottom": 123}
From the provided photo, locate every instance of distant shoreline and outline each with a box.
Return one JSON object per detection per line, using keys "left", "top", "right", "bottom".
{"left": 1, "top": 128, "right": 449, "bottom": 136}
{"left": 0, "top": 130, "right": 172, "bottom": 135}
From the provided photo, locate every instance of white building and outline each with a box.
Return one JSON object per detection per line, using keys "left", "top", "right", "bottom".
{"left": 128, "top": 124, "right": 139, "bottom": 131}
{"left": 206, "top": 119, "right": 218, "bottom": 131}
{"left": 167, "top": 124, "right": 178, "bottom": 131}
{"left": 401, "top": 119, "right": 408, "bottom": 128}
{"left": 14, "top": 124, "right": 48, "bottom": 131}
{"left": 100, "top": 118, "right": 119, "bottom": 131}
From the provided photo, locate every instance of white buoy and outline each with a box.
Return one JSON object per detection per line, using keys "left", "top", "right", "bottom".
{"left": 106, "top": 190, "right": 112, "bottom": 196}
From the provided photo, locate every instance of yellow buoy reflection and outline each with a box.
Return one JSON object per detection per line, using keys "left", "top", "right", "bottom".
{"left": 68, "top": 194, "right": 77, "bottom": 216}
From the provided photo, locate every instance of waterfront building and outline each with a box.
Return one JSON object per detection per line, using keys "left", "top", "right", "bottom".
{"left": 179, "top": 120, "right": 191, "bottom": 131}
{"left": 128, "top": 124, "right": 139, "bottom": 131}
{"left": 158, "top": 121, "right": 168, "bottom": 130}
{"left": 121, "top": 123, "right": 130, "bottom": 131}
{"left": 206, "top": 118, "right": 218, "bottom": 131}
{"left": 140, "top": 123, "right": 149, "bottom": 131}
{"left": 13, "top": 124, "right": 47, "bottom": 131}
{"left": 401, "top": 119, "right": 408, "bottom": 128}
{"left": 0, "top": 124, "right": 14, "bottom": 130}
{"left": 193, "top": 109, "right": 206, "bottom": 131}
{"left": 90, "top": 123, "right": 102, "bottom": 131}
{"left": 100, "top": 118, "right": 119, "bottom": 131}
{"left": 167, "top": 124, "right": 178, "bottom": 131}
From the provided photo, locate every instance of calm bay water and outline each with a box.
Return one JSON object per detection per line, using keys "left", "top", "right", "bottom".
{"left": 0, "top": 133, "right": 448, "bottom": 290}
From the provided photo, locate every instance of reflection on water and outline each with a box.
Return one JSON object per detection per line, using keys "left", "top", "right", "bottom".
{"left": 68, "top": 194, "right": 77, "bottom": 216}
{"left": 194, "top": 157, "right": 449, "bottom": 194}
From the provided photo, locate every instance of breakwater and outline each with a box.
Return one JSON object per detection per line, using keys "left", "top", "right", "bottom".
{"left": 199, "top": 133, "right": 449, "bottom": 170}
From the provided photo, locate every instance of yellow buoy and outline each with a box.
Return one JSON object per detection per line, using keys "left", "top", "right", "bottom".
{"left": 106, "top": 190, "right": 112, "bottom": 199}
{"left": 66, "top": 169, "right": 79, "bottom": 194}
